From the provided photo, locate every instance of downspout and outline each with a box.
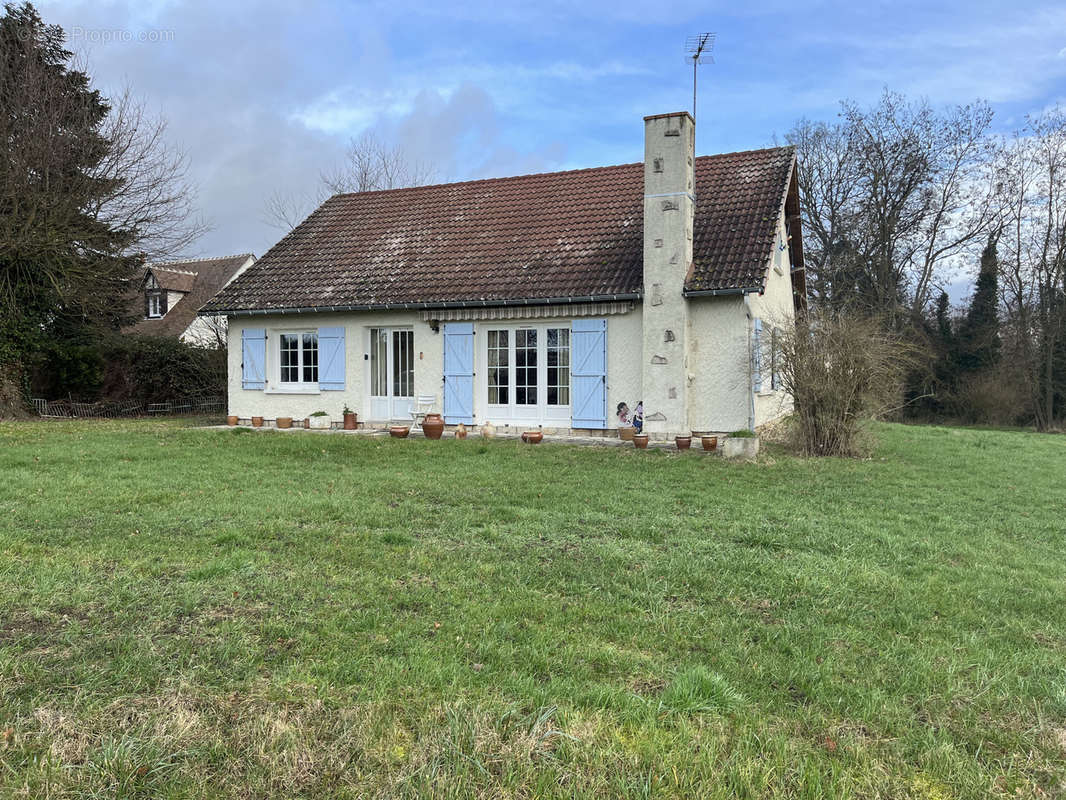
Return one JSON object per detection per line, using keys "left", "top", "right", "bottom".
{"left": 744, "top": 294, "right": 756, "bottom": 433}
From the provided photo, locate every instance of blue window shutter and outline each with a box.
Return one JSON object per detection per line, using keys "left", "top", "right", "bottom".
{"left": 571, "top": 318, "right": 607, "bottom": 428}
{"left": 318, "top": 326, "right": 346, "bottom": 390}
{"left": 443, "top": 322, "right": 474, "bottom": 424}
{"left": 241, "top": 328, "right": 266, "bottom": 390}
{"left": 752, "top": 318, "right": 763, "bottom": 393}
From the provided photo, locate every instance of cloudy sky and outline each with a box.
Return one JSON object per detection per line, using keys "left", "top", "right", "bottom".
{"left": 35, "top": 0, "right": 1066, "bottom": 283}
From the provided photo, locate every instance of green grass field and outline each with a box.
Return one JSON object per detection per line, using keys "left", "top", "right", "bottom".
{"left": 0, "top": 419, "right": 1064, "bottom": 798}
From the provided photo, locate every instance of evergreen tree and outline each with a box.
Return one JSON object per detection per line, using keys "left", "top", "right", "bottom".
{"left": 955, "top": 234, "right": 1001, "bottom": 374}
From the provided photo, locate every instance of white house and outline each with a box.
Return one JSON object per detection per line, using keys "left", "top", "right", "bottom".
{"left": 202, "top": 112, "right": 805, "bottom": 437}
{"left": 127, "top": 254, "right": 256, "bottom": 346}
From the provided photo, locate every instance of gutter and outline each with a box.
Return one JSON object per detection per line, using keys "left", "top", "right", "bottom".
{"left": 199, "top": 293, "right": 643, "bottom": 318}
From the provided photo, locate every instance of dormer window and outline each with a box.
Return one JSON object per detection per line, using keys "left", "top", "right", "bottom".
{"left": 147, "top": 292, "right": 163, "bottom": 318}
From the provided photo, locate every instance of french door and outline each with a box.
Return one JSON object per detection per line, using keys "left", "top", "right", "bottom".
{"left": 369, "top": 328, "right": 414, "bottom": 420}
{"left": 484, "top": 325, "right": 570, "bottom": 425}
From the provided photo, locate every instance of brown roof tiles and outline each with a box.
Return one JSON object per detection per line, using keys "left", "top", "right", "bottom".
{"left": 203, "top": 147, "right": 795, "bottom": 314}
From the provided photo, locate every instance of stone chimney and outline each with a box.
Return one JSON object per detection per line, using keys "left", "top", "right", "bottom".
{"left": 641, "top": 111, "right": 695, "bottom": 437}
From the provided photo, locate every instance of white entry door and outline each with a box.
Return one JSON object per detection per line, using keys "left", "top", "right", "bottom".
{"left": 369, "top": 328, "right": 414, "bottom": 420}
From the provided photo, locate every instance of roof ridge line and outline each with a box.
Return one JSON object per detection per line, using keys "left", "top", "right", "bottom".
{"left": 326, "top": 146, "right": 797, "bottom": 201}
{"left": 152, "top": 253, "right": 254, "bottom": 267}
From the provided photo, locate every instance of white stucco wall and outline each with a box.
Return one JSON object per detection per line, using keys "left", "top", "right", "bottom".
{"left": 748, "top": 211, "right": 797, "bottom": 427}
{"left": 687, "top": 295, "right": 751, "bottom": 433}
{"left": 227, "top": 308, "right": 644, "bottom": 429}
{"left": 181, "top": 315, "right": 225, "bottom": 347}
{"left": 228, "top": 311, "right": 442, "bottom": 425}
{"left": 686, "top": 209, "right": 797, "bottom": 433}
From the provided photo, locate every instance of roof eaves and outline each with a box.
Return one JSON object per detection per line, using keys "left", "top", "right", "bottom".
{"left": 199, "top": 292, "right": 644, "bottom": 318}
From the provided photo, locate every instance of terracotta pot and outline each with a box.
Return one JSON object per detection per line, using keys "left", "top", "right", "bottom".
{"left": 618, "top": 425, "right": 636, "bottom": 441}
{"left": 481, "top": 421, "right": 496, "bottom": 439}
{"left": 251, "top": 416, "right": 264, "bottom": 428}
{"left": 701, "top": 435, "right": 718, "bottom": 452}
{"left": 276, "top": 416, "right": 293, "bottom": 429}
{"left": 343, "top": 412, "right": 357, "bottom": 430}
{"left": 455, "top": 422, "right": 468, "bottom": 439}
{"left": 389, "top": 425, "right": 410, "bottom": 439}
{"left": 422, "top": 412, "right": 445, "bottom": 440}
{"left": 226, "top": 415, "right": 238, "bottom": 426}
{"left": 675, "top": 435, "right": 692, "bottom": 451}
{"left": 521, "top": 430, "right": 543, "bottom": 444}
{"left": 633, "top": 433, "right": 649, "bottom": 449}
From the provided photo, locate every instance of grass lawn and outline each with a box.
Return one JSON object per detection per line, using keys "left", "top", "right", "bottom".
{"left": 1, "top": 419, "right": 1064, "bottom": 798}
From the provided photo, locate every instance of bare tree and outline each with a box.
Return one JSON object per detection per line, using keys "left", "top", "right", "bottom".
{"left": 263, "top": 131, "right": 436, "bottom": 231}
{"left": 787, "top": 91, "right": 998, "bottom": 321}
{"left": 88, "top": 90, "right": 208, "bottom": 261}
{"left": 996, "top": 107, "right": 1066, "bottom": 430}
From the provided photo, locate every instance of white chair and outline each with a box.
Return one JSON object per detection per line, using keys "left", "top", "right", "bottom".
{"left": 410, "top": 395, "right": 437, "bottom": 430}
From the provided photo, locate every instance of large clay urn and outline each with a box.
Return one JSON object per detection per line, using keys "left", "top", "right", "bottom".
{"left": 422, "top": 413, "right": 445, "bottom": 440}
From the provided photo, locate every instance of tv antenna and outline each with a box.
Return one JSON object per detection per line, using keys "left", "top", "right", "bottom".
{"left": 685, "top": 32, "right": 715, "bottom": 122}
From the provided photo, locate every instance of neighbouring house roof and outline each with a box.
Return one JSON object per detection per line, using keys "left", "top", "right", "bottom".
{"left": 202, "top": 147, "right": 797, "bottom": 315}
{"left": 126, "top": 254, "right": 255, "bottom": 338}
{"left": 151, "top": 266, "right": 198, "bottom": 293}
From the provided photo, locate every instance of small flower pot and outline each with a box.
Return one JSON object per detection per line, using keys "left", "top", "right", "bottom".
{"left": 618, "top": 425, "right": 636, "bottom": 441}
{"left": 521, "top": 430, "right": 543, "bottom": 444}
{"left": 251, "top": 416, "right": 264, "bottom": 428}
{"left": 226, "top": 415, "right": 238, "bottom": 426}
{"left": 633, "top": 433, "right": 649, "bottom": 449}
{"left": 422, "top": 413, "right": 445, "bottom": 440}
{"left": 308, "top": 415, "right": 331, "bottom": 429}
{"left": 389, "top": 425, "right": 410, "bottom": 439}
{"left": 481, "top": 422, "right": 496, "bottom": 439}
{"left": 455, "top": 422, "right": 468, "bottom": 439}
{"left": 675, "top": 435, "right": 692, "bottom": 451}
{"left": 343, "top": 412, "right": 357, "bottom": 430}
{"left": 701, "top": 435, "right": 718, "bottom": 452}
{"left": 276, "top": 416, "right": 293, "bottom": 429}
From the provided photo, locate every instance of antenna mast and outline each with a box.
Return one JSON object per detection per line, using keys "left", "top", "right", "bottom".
{"left": 685, "top": 32, "right": 715, "bottom": 122}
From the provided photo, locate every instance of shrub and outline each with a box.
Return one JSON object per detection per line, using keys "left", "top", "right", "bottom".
{"left": 775, "top": 310, "right": 916, "bottom": 457}
{"left": 31, "top": 334, "right": 225, "bottom": 405}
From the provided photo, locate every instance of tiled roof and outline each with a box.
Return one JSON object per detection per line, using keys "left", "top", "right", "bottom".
{"left": 126, "top": 254, "right": 255, "bottom": 338}
{"left": 202, "top": 147, "right": 795, "bottom": 314}
{"left": 151, "top": 266, "right": 198, "bottom": 293}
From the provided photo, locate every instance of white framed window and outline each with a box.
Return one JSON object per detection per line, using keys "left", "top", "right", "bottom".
{"left": 147, "top": 293, "right": 163, "bottom": 318}
{"left": 487, "top": 329, "right": 509, "bottom": 405}
{"left": 546, "top": 328, "right": 570, "bottom": 405}
{"left": 515, "top": 328, "right": 537, "bottom": 405}
{"left": 278, "top": 331, "right": 318, "bottom": 386}
{"left": 771, "top": 327, "right": 782, "bottom": 390}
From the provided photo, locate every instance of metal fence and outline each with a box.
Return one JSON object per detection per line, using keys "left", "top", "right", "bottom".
{"left": 31, "top": 397, "right": 225, "bottom": 419}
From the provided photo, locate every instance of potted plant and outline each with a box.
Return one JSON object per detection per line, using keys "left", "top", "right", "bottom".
{"left": 633, "top": 433, "right": 649, "bottom": 449}
{"left": 455, "top": 422, "right": 468, "bottom": 439}
{"left": 308, "top": 411, "right": 331, "bottom": 430}
{"left": 276, "top": 416, "right": 293, "bottom": 429}
{"left": 675, "top": 435, "right": 692, "bottom": 451}
{"left": 618, "top": 425, "right": 636, "bottom": 441}
{"left": 700, "top": 435, "right": 718, "bottom": 452}
{"left": 722, "top": 429, "right": 759, "bottom": 460}
{"left": 226, "top": 415, "right": 238, "bottom": 426}
{"left": 343, "top": 406, "right": 358, "bottom": 430}
{"left": 422, "top": 412, "right": 445, "bottom": 440}
{"left": 251, "top": 416, "right": 264, "bottom": 428}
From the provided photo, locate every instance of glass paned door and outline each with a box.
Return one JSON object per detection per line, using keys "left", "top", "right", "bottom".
{"left": 369, "top": 328, "right": 414, "bottom": 420}
{"left": 484, "top": 325, "right": 570, "bottom": 424}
